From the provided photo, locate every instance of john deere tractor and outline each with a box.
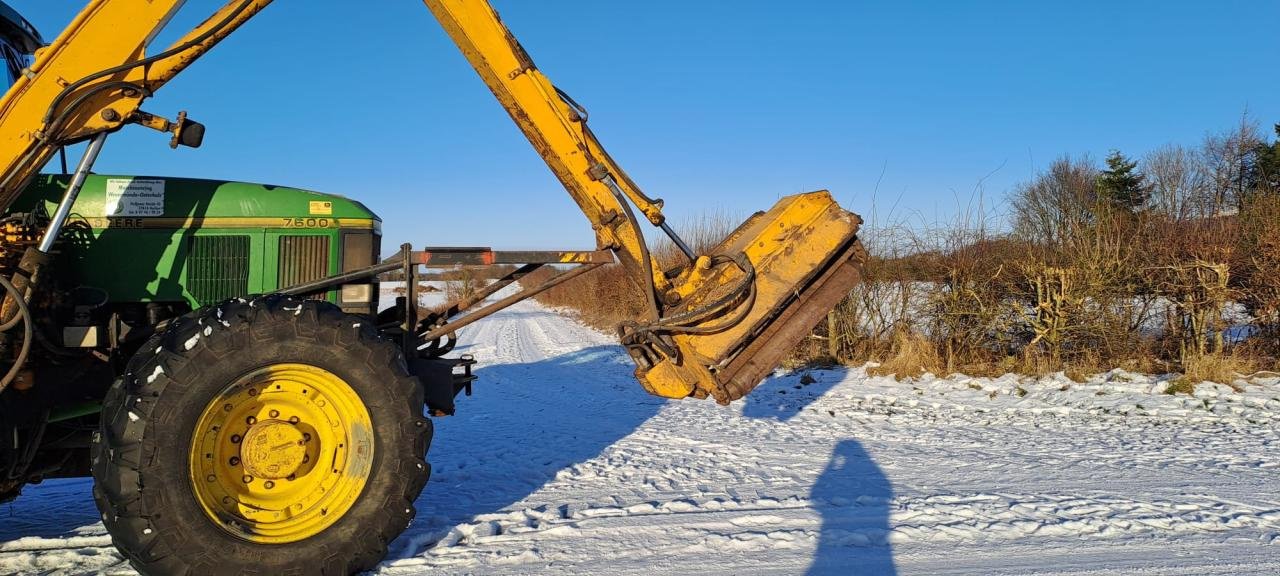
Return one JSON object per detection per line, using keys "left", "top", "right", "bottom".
{"left": 0, "top": 1, "right": 866, "bottom": 574}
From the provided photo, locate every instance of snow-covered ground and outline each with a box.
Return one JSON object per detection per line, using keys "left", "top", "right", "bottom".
{"left": 2, "top": 296, "right": 1278, "bottom": 575}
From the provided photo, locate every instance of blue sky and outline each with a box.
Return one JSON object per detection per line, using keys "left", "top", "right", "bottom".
{"left": 14, "top": 1, "right": 1279, "bottom": 253}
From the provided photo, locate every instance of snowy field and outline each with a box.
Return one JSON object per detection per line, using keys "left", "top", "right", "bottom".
{"left": 2, "top": 294, "right": 1278, "bottom": 575}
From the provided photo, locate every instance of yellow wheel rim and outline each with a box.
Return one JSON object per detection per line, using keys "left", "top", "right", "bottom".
{"left": 189, "top": 363, "right": 374, "bottom": 544}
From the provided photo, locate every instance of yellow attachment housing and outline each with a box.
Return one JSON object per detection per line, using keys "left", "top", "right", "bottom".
{"left": 634, "top": 190, "right": 866, "bottom": 404}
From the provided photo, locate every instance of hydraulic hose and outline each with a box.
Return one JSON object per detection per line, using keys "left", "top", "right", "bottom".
{"left": 0, "top": 274, "right": 33, "bottom": 394}
{"left": 41, "top": 0, "right": 256, "bottom": 128}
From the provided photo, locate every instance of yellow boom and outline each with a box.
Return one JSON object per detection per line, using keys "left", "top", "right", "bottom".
{"left": 0, "top": 0, "right": 864, "bottom": 403}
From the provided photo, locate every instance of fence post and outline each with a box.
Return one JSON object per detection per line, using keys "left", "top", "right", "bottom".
{"left": 827, "top": 310, "right": 839, "bottom": 361}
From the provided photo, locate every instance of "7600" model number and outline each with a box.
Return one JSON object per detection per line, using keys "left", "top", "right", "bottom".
{"left": 281, "top": 217, "right": 332, "bottom": 228}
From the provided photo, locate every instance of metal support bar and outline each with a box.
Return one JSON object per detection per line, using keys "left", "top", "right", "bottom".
{"left": 38, "top": 133, "right": 106, "bottom": 252}
{"left": 439, "top": 263, "right": 542, "bottom": 319}
{"left": 411, "top": 248, "right": 613, "bottom": 267}
{"left": 277, "top": 248, "right": 612, "bottom": 299}
{"left": 421, "top": 263, "right": 602, "bottom": 342}
{"left": 401, "top": 243, "right": 418, "bottom": 355}
{"left": 600, "top": 174, "right": 694, "bottom": 263}
{"left": 660, "top": 221, "right": 695, "bottom": 262}
{"left": 278, "top": 260, "right": 402, "bottom": 297}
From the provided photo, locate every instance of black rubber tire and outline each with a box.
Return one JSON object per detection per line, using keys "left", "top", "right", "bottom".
{"left": 92, "top": 294, "right": 432, "bottom": 576}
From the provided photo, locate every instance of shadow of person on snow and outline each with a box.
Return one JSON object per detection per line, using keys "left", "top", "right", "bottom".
{"left": 387, "top": 344, "right": 666, "bottom": 559}
{"left": 806, "top": 439, "right": 897, "bottom": 575}
{"left": 741, "top": 368, "right": 897, "bottom": 575}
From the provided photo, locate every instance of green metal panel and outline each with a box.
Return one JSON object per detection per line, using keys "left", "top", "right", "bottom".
{"left": 10, "top": 174, "right": 379, "bottom": 308}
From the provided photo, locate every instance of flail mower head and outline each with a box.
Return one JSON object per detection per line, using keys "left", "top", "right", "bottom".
{"left": 621, "top": 190, "right": 866, "bottom": 404}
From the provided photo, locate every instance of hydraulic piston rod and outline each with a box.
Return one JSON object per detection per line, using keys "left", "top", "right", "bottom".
{"left": 38, "top": 133, "right": 107, "bottom": 252}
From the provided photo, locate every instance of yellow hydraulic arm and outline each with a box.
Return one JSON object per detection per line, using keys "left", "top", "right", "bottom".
{"left": 0, "top": 1, "right": 273, "bottom": 208}
{"left": 0, "top": 0, "right": 865, "bottom": 403}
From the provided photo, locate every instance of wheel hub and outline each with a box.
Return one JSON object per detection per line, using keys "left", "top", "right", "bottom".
{"left": 188, "top": 363, "right": 374, "bottom": 544}
{"left": 240, "top": 420, "right": 306, "bottom": 480}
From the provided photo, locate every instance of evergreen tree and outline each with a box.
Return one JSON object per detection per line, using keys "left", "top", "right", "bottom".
{"left": 1251, "top": 123, "right": 1280, "bottom": 195}
{"left": 1096, "top": 150, "right": 1149, "bottom": 213}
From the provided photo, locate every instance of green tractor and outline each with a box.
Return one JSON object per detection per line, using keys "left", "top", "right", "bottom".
{"left": 1, "top": 173, "right": 472, "bottom": 573}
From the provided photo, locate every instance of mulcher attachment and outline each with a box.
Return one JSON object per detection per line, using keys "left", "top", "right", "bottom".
{"left": 620, "top": 190, "right": 866, "bottom": 404}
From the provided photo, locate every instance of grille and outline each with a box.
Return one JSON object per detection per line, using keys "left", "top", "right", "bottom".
{"left": 187, "top": 235, "right": 250, "bottom": 304}
{"left": 279, "top": 235, "right": 331, "bottom": 297}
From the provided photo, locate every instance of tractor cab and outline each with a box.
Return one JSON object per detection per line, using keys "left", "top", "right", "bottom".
{"left": 0, "top": 1, "right": 42, "bottom": 91}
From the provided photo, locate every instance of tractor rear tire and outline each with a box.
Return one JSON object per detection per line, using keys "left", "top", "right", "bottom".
{"left": 92, "top": 295, "right": 432, "bottom": 576}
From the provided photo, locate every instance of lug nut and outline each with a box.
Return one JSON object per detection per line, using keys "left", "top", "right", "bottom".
{"left": 302, "top": 433, "right": 311, "bottom": 442}
{"left": 269, "top": 409, "right": 280, "bottom": 418}
{"left": 264, "top": 480, "right": 275, "bottom": 489}
{"left": 246, "top": 416, "right": 257, "bottom": 425}
{"left": 206, "top": 474, "right": 216, "bottom": 482}
{"left": 229, "top": 456, "right": 240, "bottom": 466}
{"left": 223, "top": 403, "right": 233, "bottom": 412}
{"left": 242, "top": 475, "right": 254, "bottom": 484}
{"left": 247, "top": 388, "right": 258, "bottom": 397}
{"left": 289, "top": 416, "right": 300, "bottom": 424}
{"left": 230, "top": 434, "right": 242, "bottom": 444}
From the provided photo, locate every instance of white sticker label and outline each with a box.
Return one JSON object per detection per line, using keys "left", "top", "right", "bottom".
{"left": 104, "top": 178, "right": 165, "bottom": 217}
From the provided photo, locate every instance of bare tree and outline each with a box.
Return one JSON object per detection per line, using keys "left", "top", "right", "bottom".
{"left": 1201, "top": 115, "right": 1264, "bottom": 213}
{"left": 1145, "top": 144, "right": 1211, "bottom": 221}
{"left": 1011, "top": 155, "right": 1099, "bottom": 247}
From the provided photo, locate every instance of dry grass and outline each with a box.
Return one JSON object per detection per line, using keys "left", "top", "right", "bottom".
{"left": 443, "top": 266, "right": 483, "bottom": 304}
{"left": 1164, "top": 378, "right": 1197, "bottom": 395}
{"left": 866, "top": 328, "right": 944, "bottom": 378}
{"left": 1178, "top": 353, "right": 1256, "bottom": 391}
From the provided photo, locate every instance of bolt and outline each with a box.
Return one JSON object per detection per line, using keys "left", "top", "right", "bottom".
{"left": 246, "top": 416, "right": 257, "bottom": 425}
{"left": 230, "top": 434, "right": 242, "bottom": 444}
{"left": 289, "top": 416, "right": 300, "bottom": 424}
{"left": 264, "top": 480, "right": 275, "bottom": 489}
{"left": 229, "top": 456, "right": 240, "bottom": 466}
{"left": 247, "top": 388, "right": 258, "bottom": 397}
{"left": 242, "top": 475, "right": 254, "bottom": 484}
{"left": 287, "top": 473, "right": 296, "bottom": 481}
{"left": 302, "top": 432, "right": 311, "bottom": 442}
{"left": 269, "top": 409, "right": 280, "bottom": 418}
{"left": 302, "top": 454, "right": 310, "bottom": 463}
{"left": 206, "top": 474, "right": 216, "bottom": 482}
{"left": 222, "top": 496, "right": 232, "bottom": 505}
{"left": 100, "top": 109, "right": 119, "bottom": 122}
{"left": 223, "top": 403, "right": 233, "bottom": 412}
